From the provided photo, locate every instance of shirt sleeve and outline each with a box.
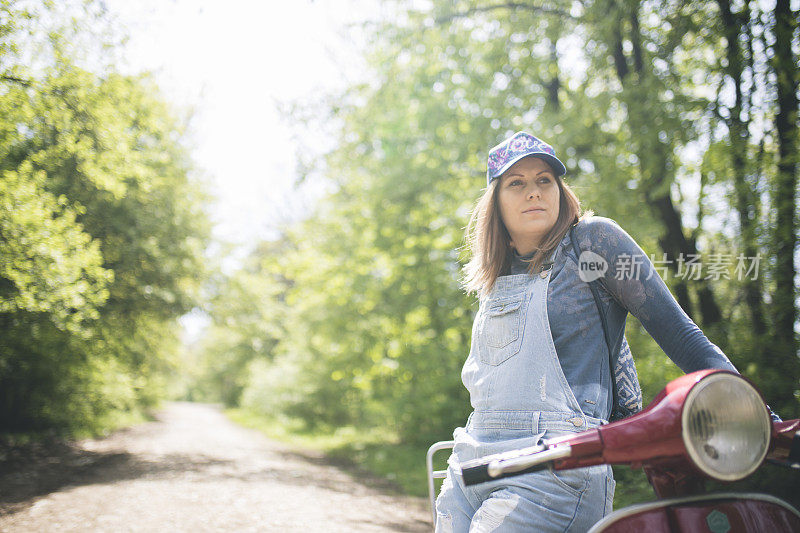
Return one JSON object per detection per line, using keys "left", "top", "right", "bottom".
{"left": 575, "top": 216, "right": 738, "bottom": 374}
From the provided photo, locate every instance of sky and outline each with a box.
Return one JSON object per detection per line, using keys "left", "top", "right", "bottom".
{"left": 99, "top": 0, "right": 383, "bottom": 339}
{"left": 103, "top": 0, "right": 379, "bottom": 252}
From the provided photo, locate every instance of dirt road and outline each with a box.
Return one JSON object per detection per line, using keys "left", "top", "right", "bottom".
{"left": 0, "top": 403, "right": 430, "bottom": 532}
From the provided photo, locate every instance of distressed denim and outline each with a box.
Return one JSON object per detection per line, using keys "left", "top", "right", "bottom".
{"left": 436, "top": 217, "right": 736, "bottom": 532}
{"left": 437, "top": 268, "right": 613, "bottom": 532}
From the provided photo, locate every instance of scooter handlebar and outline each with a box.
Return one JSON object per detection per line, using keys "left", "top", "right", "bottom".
{"left": 461, "top": 445, "right": 572, "bottom": 486}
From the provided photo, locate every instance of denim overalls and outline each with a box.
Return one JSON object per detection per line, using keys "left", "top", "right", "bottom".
{"left": 435, "top": 265, "right": 615, "bottom": 532}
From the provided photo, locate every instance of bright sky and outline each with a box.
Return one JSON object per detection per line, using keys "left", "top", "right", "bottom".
{"left": 98, "top": 0, "right": 383, "bottom": 340}
{"left": 104, "top": 0, "right": 379, "bottom": 251}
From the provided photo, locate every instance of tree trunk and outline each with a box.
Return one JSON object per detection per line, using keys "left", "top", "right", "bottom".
{"left": 717, "top": 0, "right": 767, "bottom": 334}
{"left": 771, "top": 0, "right": 799, "bottom": 392}
{"left": 614, "top": 1, "right": 722, "bottom": 324}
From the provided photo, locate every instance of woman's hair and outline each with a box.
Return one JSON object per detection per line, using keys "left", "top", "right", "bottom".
{"left": 463, "top": 173, "right": 587, "bottom": 297}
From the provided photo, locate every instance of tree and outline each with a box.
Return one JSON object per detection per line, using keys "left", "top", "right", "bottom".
{"left": 0, "top": 2, "right": 211, "bottom": 433}
{"left": 195, "top": 0, "right": 798, "bottom": 501}
{"left": 771, "top": 0, "right": 799, "bottom": 399}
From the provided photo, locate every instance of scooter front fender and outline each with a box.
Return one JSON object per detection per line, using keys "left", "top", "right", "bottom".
{"left": 589, "top": 492, "right": 800, "bottom": 533}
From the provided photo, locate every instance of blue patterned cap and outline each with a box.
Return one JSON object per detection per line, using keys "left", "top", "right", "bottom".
{"left": 486, "top": 131, "right": 566, "bottom": 185}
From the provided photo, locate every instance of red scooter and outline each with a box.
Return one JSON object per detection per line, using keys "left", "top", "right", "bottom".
{"left": 428, "top": 369, "right": 800, "bottom": 532}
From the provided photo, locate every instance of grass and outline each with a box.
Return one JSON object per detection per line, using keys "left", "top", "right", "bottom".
{"left": 77, "top": 408, "right": 154, "bottom": 439}
{"left": 226, "top": 408, "right": 438, "bottom": 498}
{"left": 610, "top": 466, "right": 657, "bottom": 508}
{"left": 226, "top": 408, "right": 661, "bottom": 508}
{"left": 0, "top": 407, "right": 153, "bottom": 446}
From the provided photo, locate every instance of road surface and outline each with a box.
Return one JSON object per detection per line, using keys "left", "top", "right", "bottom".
{"left": 0, "top": 402, "right": 430, "bottom": 532}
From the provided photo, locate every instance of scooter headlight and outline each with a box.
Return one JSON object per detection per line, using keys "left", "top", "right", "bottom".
{"left": 681, "top": 372, "right": 771, "bottom": 481}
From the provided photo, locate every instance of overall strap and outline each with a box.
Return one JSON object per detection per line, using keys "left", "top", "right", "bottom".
{"left": 569, "top": 226, "right": 619, "bottom": 419}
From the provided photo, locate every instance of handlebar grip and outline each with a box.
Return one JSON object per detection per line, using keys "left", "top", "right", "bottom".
{"left": 461, "top": 461, "right": 548, "bottom": 486}
{"left": 461, "top": 462, "right": 492, "bottom": 486}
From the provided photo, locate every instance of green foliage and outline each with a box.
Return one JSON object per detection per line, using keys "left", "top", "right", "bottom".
{"left": 0, "top": 163, "right": 111, "bottom": 329}
{"left": 0, "top": 1, "right": 211, "bottom": 434}
{"left": 192, "top": 0, "right": 798, "bottom": 503}
{"left": 183, "top": 240, "right": 289, "bottom": 407}
{"left": 228, "top": 407, "right": 429, "bottom": 497}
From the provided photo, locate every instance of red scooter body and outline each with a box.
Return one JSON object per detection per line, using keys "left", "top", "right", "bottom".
{"left": 460, "top": 369, "right": 800, "bottom": 532}
{"left": 588, "top": 492, "right": 800, "bottom": 532}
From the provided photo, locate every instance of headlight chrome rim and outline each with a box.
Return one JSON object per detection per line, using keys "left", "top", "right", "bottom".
{"left": 681, "top": 372, "right": 771, "bottom": 482}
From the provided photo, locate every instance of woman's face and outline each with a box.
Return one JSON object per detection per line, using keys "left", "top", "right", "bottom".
{"left": 497, "top": 156, "right": 560, "bottom": 256}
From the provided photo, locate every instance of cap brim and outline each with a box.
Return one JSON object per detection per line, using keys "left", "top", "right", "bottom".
{"left": 490, "top": 153, "right": 567, "bottom": 181}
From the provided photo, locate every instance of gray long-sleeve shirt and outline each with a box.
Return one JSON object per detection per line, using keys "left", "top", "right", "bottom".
{"left": 510, "top": 216, "right": 737, "bottom": 420}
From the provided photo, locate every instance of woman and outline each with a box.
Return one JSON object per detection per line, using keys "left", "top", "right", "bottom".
{"left": 434, "top": 131, "right": 739, "bottom": 532}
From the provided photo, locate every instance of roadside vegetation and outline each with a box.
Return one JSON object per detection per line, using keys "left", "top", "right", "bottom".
{"left": 188, "top": 0, "right": 799, "bottom": 508}
{"left": 1, "top": 0, "right": 798, "bottom": 511}
{"left": 0, "top": 1, "right": 210, "bottom": 438}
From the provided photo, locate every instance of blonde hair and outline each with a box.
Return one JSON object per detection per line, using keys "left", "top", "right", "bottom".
{"left": 463, "top": 174, "right": 587, "bottom": 297}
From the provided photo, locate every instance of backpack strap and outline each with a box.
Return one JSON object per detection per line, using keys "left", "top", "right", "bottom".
{"left": 569, "top": 225, "right": 619, "bottom": 420}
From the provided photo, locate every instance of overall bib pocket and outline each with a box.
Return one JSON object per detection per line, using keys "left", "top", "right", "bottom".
{"left": 477, "top": 294, "right": 526, "bottom": 365}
